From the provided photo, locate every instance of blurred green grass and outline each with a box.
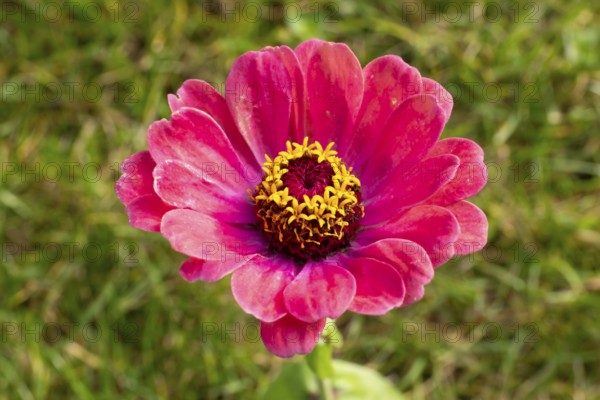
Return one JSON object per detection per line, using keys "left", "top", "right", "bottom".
{"left": 1, "top": 0, "right": 600, "bottom": 398}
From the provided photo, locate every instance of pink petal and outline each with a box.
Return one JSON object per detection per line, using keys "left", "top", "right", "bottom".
{"left": 125, "top": 194, "right": 174, "bottom": 232}
{"left": 446, "top": 201, "right": 488, "bottom": 255}
{"left": 361, "top": 95, "right": 446, "bottom": 193}
{"left": 283, "top": 261, "right": 356, "bottom": 323}
{"left": 153, "top": 160, "right": 255, "bottom": 223}
{"left": 343, "top": 55, "right": 422, "bottom": 165}
{"left": 231, "top": 255, "right": 296, "bottom": 322}
{"left": 148, "top": 108, "right": 258, "bottom": 188}
{"left": 168, "top": 80, "right": 239, "bottom": 136}
{"left": 349, "top": 239, "right": 434, "bottom": 305}
{"left": 160, "top": 209, "right": 266, "bottom": 261}
{"left": 263, "top": 46, "right": 306, "bottom": 143}
{"left": 115, "top": 151, "right": 156, "bottom": 205}
{"left": 426, "top": 138, "right": 487, "bottom": 205}
{"left": 179, "top": 256, "right": 249, "bottom": 283}
{"left": 422, "top": 77, "right": 453, "bottom": 124}
{"left": 362, "top": 154, "right": 460, "bottom": 226}
{"left": 167, "top": 79, "right": 259, "bottom": 174}
{"left": 358, "top": 205, "right": 460, "bottom": 267}
{"left": 295, "top": 39, "right": 363, "bottom": 146}
{"left": 338, "top": 255, "right": 405, "bottom": 315}
{"left": 225, "top": 47, "right": 294, "bottom": 163}
{"left": 261, "top": 315, "right": 326, "bottom": 358}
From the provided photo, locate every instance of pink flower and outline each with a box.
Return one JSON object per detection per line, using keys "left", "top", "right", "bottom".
{"left": 116, "top": 39, "right": 488, "bottom": 358}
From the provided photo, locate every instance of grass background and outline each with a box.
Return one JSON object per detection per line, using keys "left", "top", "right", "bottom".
{"left": 1, "top": 0, "right": 600, "bottom": 398}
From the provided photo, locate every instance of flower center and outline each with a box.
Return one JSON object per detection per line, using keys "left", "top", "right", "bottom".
{"left": 280, "top": 156, "right": 334, "bottom": 198}
{"left": 250, "top": 138, "right": 364, "bottom": 261}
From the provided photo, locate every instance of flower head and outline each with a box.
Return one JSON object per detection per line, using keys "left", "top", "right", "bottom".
{"left": 116, "top": 39, "right": 488, "bottom": 358}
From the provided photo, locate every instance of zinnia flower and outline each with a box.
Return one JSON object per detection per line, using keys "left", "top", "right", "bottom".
{"left": 116, "top": 39, "right": 488, "bottom": 358}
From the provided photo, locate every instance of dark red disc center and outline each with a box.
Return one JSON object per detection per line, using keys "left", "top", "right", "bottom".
{"left": 281, "top": 156, "right": 334, "bottom": 199}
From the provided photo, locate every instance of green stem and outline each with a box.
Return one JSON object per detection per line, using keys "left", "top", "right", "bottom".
{"left": 306, "top": 319, "right": 341, "bottom": 399}
{"left": 318, "top": 376, "right": 334, "bottom": 400}
{"left": 319, "top": 378, "right": 335, "bottom": 400}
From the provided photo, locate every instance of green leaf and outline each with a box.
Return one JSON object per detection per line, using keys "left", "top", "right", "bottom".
{"left": 306, "top": 342, "right": 334, "bottom": 379}
{"left": 331, "top": 360, "right": 405, "bottom": 400}
{"left": 259, "top": 362, "right": 318, "bottom": 400}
